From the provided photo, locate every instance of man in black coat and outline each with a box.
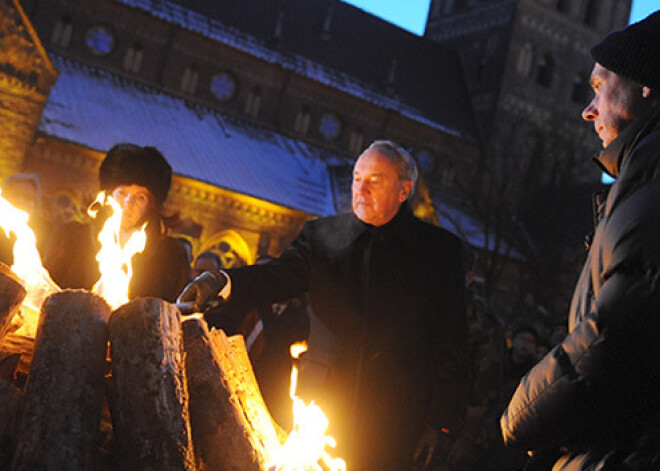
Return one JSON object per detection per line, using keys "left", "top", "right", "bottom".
{"left": 501, "top": 12, "right": 660, "bottom": 471}
{"left": 179, "top": 140, "right": 469, "bottom": 470}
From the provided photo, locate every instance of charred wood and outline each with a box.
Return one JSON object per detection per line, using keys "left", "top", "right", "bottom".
{"left": 182, "top": 316, "right": 283, "bottom": 471}
{"left": 0, "top": 263, "right": 26, "bottom": 342}
{"left": 109, "top": 297, "right": 195, "bottom": 471}
{"left": 12, "top": 290, "right": 111, "bottom": 471}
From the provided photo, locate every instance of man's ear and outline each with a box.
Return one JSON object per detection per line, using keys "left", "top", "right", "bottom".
{"left": 400, "top": 180, "right": 413, "bottom": 202}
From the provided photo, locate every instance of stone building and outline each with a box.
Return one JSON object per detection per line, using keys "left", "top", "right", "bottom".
{"left": 426, "top": 0, "right": 632, "bottom": 321}
{"left": 0, "top": 0, "right": 480, "bottom": 269}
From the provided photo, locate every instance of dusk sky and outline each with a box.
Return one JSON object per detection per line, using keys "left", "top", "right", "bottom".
{"left": 340, "top": 0, "right": 659, "bottom": 35}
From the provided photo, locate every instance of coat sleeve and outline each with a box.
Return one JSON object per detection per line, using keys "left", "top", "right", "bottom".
{"left": 501, "top": 179, "right": 660, "bottom": 451}
{"left": 227, "top": 222, "right": 312, "bottom": 305}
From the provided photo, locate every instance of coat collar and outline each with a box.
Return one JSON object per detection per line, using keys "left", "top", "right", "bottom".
{"left": 594, "top": 106, "right": 660, "bottom": 179}
{"left": 347, "top": 201, "right": 418, "bottom": 251}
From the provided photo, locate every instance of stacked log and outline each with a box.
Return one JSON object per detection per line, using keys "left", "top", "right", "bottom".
{"left": 182, "top": 316, "right": 283, "bottom": 471}
{"left": 0, "top": 262, "right": 26, "bottom": 342}
{"left": 12, "top": 290, "right": 111, "bottom": 471}
{"left": 109, "top": 297, "right": 196, "bottom": 471}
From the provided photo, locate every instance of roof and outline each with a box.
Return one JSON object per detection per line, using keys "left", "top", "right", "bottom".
{"left": 39, "top": 55, "right": 350, "bottom": 217}
{"left": 116, "top": 0, "right": 479, "bottom": 141}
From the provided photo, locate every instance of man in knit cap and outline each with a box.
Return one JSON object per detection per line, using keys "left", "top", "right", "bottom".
{"left": 501, "top": 11, "right": 660, "bottom": 471}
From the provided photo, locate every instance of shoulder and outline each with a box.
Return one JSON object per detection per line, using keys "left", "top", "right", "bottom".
{"left": 414, "top": 217, "right": 463, "bottom": 251}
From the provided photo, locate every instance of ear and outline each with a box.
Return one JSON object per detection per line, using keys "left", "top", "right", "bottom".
{"left": 399, "top": 180, "right": 413, "bottom": 202}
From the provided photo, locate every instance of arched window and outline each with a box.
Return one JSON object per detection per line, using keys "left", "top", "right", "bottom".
{"left": 180, "top": 64, "right": 199, "bottom": 95}
{"left": 571, "top": 73, "right": 589, "bottom": 104}
{"left": 583, "top": 0, "right": 600, "bottom": 28}
{"left": 51, "top": 17, "right": 73, "bottom": 48}
{"left": 243, "top": 87, "right": 262, "bottom": 117}
{"left": 294, "top": 107, "right": 311, "bottom": 135}
{"left": 517, "top": 42, "right": 534, "bottom": 77}
{"left": 536, "top": 53, "right": 554, "bottom": 87}
{"left": 556, "top": 0, "right": 571, "bottom": 14}
{"left": 123, "top": 43, "right": 143, "bottom": 74}
{"left": 349, "top": 129, "right": 364, "bottom": 155}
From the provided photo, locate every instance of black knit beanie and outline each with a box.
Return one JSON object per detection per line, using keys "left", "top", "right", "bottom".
{"left": 99, "top": 143, "right": 172, "bottom": 205}
{"left": 591, "top": 11, "right": 660, "bottom": 90}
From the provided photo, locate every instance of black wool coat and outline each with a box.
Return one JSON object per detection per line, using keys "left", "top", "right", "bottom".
{"left": 44, "top": 219, "right": 189, "bottom": 303}
{"left": 227, "top": 202, "right": 469, "bottom": 470}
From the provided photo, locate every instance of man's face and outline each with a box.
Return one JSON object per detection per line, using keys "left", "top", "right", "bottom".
{"left": 512, "top": 331, "right": 537, "bottom": 360}
{"left": 352, "top": 150, "right": 412, "bottom": 226}
{"left": 192, "top": 257, "right": 219, "bottom": 278}
{"left": 111, "top": 184, "right": 153, "bottom": 231}
{"left": 582, "top": 63, "right": 647, "bottom": 148}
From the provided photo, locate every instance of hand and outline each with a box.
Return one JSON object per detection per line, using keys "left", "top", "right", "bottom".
{"left": 177, "top": 270, "right": 227, "bottom": 312}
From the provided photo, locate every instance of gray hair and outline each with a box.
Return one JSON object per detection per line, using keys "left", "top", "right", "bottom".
{"left": 359, "top": 140, "right": 418, "bottom": 197}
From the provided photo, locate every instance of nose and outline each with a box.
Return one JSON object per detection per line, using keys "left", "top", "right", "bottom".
{"left": 582, "top": 99, "right": 598, "bottom": 121}
{"left": 354, "top": 179, "right": 369, "bottom": 194}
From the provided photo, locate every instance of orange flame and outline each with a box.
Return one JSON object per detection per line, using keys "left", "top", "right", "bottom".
{"left": 267, "top": 341, "right": 346, "bottom": 471}
{"left": 0, "top": 188, "right": 60, "bottom": 337}
{"left": 88, "top": 192, "right": 146, "bottom": 310}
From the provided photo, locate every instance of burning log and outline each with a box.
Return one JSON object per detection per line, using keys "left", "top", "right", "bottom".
{"left": 12, "top": 290, "right": 111, "bottom": 471}
{"left": 0, "top": 262, "right": 26, "bottom": 342}
{"left": 109, "top": 297, "right": 196, "bottom": 471}
{"left": 182, "top": 316, "right": 283, "bottom": 471}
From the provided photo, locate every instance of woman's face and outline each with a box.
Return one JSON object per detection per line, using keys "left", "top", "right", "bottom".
{"left": 111, "top": 184, "right": 153, "bottom": 230}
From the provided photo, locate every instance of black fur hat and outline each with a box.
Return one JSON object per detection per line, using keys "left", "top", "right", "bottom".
{"left": 99, "top": 143, "right": 172, "bottom": 204}
{"left": 591, "top": 11, "right": 660, "bottom": 90}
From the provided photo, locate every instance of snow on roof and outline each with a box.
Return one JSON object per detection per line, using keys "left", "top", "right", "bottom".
{"left": 116, "top": 0, "right": 465, "bottom": 138}
{"left": 39, "top": 55, "right": 341, "bottom": 217}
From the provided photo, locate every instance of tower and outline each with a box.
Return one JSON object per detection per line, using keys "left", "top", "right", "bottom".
{"left": 425, "top": 0, "right": 632, "bottom": 318}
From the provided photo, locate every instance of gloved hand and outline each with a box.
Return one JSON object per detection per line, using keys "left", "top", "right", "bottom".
{"left": 177, "top": 270, "right": 227, "bottom": 313}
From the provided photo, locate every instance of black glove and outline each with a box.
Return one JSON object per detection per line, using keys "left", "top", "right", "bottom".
{"left": 177, "top": 270, "right": 227, "bottom": 313}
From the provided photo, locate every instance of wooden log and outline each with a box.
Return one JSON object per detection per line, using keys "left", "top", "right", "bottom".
{"left": 12, "top": 290, "right": 111, "bottom": 471}
{"left": 0, "top": 378, "right": 22, "bottom": 468}
{"left": 109, "top": 297, "right": 196, "bottom": 471}
{"left": 182, "top": 316, "right": 283, "bottom": 471}
{"left": 0, "top": 262, "right": 26, "bottom": 342}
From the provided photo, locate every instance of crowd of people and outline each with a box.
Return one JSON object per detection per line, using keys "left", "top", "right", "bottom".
{"left": 0, "top": 11, "right": 658, "bottom": 470}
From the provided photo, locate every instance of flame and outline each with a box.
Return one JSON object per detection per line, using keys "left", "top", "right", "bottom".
{"left": 267, "top": 341, "right": 346, "bottom": 471}
{"left": 89, "top": 192, "right": 146, "bottom": 310}
{"left": 0, "top": 188, "right": 60, "bottom": 337}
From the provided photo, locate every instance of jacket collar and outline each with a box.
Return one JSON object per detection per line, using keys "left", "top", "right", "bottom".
{"left": 594, "top": 106, "right": 660, "bottom": 179}
{"left": 348, "top": 201, "right": 417, "bottom": 250}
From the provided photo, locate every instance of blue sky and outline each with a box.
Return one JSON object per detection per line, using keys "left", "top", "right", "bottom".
{"left": 341, "top": 0, "right": 659, "bottom": 35}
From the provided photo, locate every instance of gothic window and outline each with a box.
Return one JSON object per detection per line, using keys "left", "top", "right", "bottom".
{"left": 556, "top": 0, "right": 571, "bottom": 14}
{"left": 243, "top": 87, "right": 262, "bottom": 117}
{"left": 85, "top": 24, "right": 115, "bottom": 56}
{"left": 318, "top": 113, "right": 342, "bottom": 141}
{"left": 51, "top": 17, "right": 73, "bottom": 48}
{"left": 517, "top": 42, "right": 534, "bottom": 77}
{"left": 180, "top": 64, "right": 199, "bottom": 95}
{"left": 210, "top": 72, "right": 237, "bottom": 102}
{"left": 294, "top": 108, "right": 311, "bottom": 135}
{"left": 349, "top": 129, "right": 364, "bottom": 155}
{"left": 571, "top": 73, "right": 589, "bottom": 104}
{"left": 583, "top": 0, "right": 600, "bottom": 28}
{"left": 123, "top": 43, "right": 143, "bottom": 74}
{"left": 198, "top": 230, "right": 252, "bottom": 268}
{"left": 536, "top": 53, "right": 554, "bottom": 88}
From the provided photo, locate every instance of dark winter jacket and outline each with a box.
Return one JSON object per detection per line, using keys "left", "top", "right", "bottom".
{"left": 226, "top": 202, "right": 469, "bottom": 470}
{"left": 44, "top": 218, "right": 189, "bottom": 303}
{"left": 501, "top": 106, "right": 660, "bottom": 470}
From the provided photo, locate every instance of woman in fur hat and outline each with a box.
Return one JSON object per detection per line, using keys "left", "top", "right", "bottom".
{"left": 44, "top": 143, "right": 190, "bottom": 302}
